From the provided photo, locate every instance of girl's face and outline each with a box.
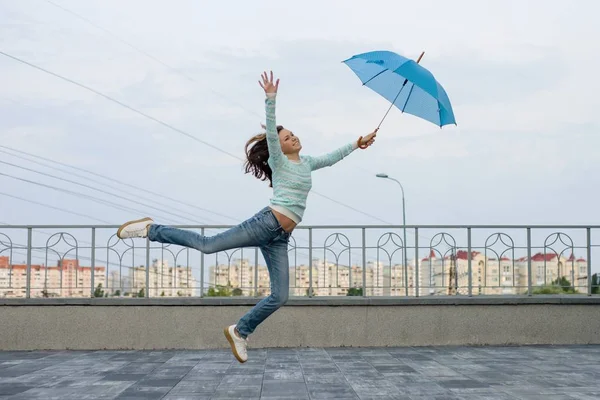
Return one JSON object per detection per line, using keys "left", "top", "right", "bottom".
{"left": 278, "top": 128, "right": 302, "bottom": 154}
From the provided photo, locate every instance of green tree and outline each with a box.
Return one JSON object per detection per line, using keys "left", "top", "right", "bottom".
{"left": 553, "top": 277, "right": 574, "bottom": 292}
{"left": 532, "top": 285, "right": 563, "bottom": 295}
{"left": 160, "top": 291, "right": 166, "bottom": 297}
{"left": 533, "top": 277, "right": 578, "bottom": 294}
{"left": 114, "top": 290, "right": 121, "bottom": 297}
{"left": 207, "top": 285, "right": 232, "bottom": 297}
{"left": 347, "top": 287, "right": 363, "bottom": 296}
{"left": 232, "top": 288, "right": 243, "bottom": 296}
{"left": 592, "top": 273, "right": 599, "bottom": 295}
{"left": 137, "top": 287, "right": 145, "bottom": 298}
{"left": 93, "top": 283, "right": 104, "bottom": 298}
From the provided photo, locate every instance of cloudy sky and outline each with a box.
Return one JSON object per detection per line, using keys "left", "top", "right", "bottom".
{"left": 1, "top": 0, "right": 599, "bottom": 264}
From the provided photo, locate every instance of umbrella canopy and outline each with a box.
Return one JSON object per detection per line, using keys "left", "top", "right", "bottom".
{"left": 343, "top": 50, "right": 456, "bottom": 128}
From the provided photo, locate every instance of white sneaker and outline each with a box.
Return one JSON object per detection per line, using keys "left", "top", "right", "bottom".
{"left": 116, "top": 217, "right": 154, "bottom": 239}
{"left": 224, "top": 325, "right": 248, "bottom": 363}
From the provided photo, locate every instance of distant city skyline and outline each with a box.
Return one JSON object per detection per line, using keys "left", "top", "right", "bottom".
{"left": 1, "top": 249, "right": 593, "bottom": 298}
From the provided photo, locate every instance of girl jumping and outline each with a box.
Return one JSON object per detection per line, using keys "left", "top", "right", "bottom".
{"left": 116, "top": 71, "right": 377, "bottom": 363}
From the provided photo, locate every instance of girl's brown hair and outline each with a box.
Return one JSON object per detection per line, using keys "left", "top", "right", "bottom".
{"left": 244, "top": 125, "right": 284, "bottom": 187}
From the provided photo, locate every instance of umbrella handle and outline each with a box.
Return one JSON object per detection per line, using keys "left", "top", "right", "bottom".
{"left": 357, "top": 129, "right": 379, "bottom": 149}
{"left": 358, "top": 136, "right": 368, "bottom": 149}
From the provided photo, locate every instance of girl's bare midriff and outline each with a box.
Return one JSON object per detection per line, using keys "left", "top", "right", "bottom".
{"left": 271, "top": 209, "right": 297, "bottom": 233}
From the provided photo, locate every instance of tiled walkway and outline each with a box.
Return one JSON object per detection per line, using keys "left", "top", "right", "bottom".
{"left": 0, "top": 345, "right": 599, "bottom": 399}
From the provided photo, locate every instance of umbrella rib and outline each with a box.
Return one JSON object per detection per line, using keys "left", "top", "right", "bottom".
{"left": 362, "top": 68, "right": 389, "bottom": 86}
{"left": 400, "top": 84, "right": 415, "bottom": 113}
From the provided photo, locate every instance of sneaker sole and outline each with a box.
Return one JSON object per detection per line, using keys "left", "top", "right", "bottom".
{"left": 224, "top": 327, "right": 247, "bottom": 363}
{"left": 116, "top": 217, "right": 153, "bottom": 239}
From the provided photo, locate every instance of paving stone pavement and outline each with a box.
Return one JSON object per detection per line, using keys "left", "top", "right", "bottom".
{"left": 0, "top": 345, "right": 599, "bottom": 399}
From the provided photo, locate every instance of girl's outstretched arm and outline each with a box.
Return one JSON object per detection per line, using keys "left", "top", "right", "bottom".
{"left": 306, "top": 129, "right": 377, "bottom": 171}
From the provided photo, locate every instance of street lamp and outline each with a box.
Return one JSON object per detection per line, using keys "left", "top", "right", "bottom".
{"left": 376, "top": 173, "right": 408, "bottom": 296}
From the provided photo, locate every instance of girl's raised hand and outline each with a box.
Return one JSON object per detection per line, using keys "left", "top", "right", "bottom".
{"left": 259, "top": 70, "right": 279, "bottom": 94}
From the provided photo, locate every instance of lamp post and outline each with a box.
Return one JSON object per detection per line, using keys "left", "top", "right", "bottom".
{"left": 376, "top": 173, "right": 408, "bottom": 295}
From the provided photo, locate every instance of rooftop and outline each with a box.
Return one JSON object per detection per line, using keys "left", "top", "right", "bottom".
{"left": 1, "top": 345, "right": 599, "bottom": 399}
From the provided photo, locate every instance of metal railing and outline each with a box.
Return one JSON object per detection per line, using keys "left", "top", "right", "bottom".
{"left": 0, "top": 224, "right": 598, "bottom": 299}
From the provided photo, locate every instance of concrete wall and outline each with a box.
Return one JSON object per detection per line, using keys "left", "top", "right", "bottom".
{"left": 1, "top": 297, "right": 599, "bottom": 350}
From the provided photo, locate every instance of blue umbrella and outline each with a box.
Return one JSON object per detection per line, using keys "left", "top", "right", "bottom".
{"left": 343, "top": 50, "right": 456, "bottom": 131}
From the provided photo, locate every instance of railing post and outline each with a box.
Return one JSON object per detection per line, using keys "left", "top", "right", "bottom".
{"left": 200, "top": 228, "right": 205, "bottom": 298}
{"left": 348, "top": 253, "right": 352, "bottom": 295}
{"left": 467, "top": 228, "right": 472, "bottom": 297}
{"left": 308, "top": 228, "right": 313, "bottom": 297}
{"left": 415, "top": 228, "right": 419, "bottom": 297}
{"left": 527, "top": 228, "right": 532, "bottom": 296}
{"left": 26, "top": 227, "right": 32, "bottom": 299}
{"left": 404, "top": 230, "right": 408, "bottom": 297}
{"left": 362, "top": 228, "right": 367, "bottom": 297}
{"left": 587, "top": 228, "right": 592, "bottom": 296}
{"left": 145, "top": 237, "right": 150, "bottom": 298}
{"left": 254, "top": 247, "right": 259, "bottom": 297}
{"left": 91, "top": 228, "right": 95, "bottom": 298}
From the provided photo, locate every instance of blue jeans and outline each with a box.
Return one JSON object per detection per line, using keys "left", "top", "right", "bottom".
{"left": 147, "top": 207, "right": 291, "bottom": 338}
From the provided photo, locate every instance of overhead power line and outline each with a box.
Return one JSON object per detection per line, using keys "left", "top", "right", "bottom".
{"left": 0, "top": 145, "right": 239, "bottom": 223}
{"left": 0, "top": 171, "right": 181, "bottom": 225}
{"left": 0, "top": 191, "right": 111, "bottom": 224}
{"left": 0, "top": 159, "right": 216, "bottom": 225}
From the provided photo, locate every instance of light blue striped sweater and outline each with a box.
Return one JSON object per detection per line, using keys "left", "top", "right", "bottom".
{"left": 265, "top": 93, "right": 358, "bottom": 223}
